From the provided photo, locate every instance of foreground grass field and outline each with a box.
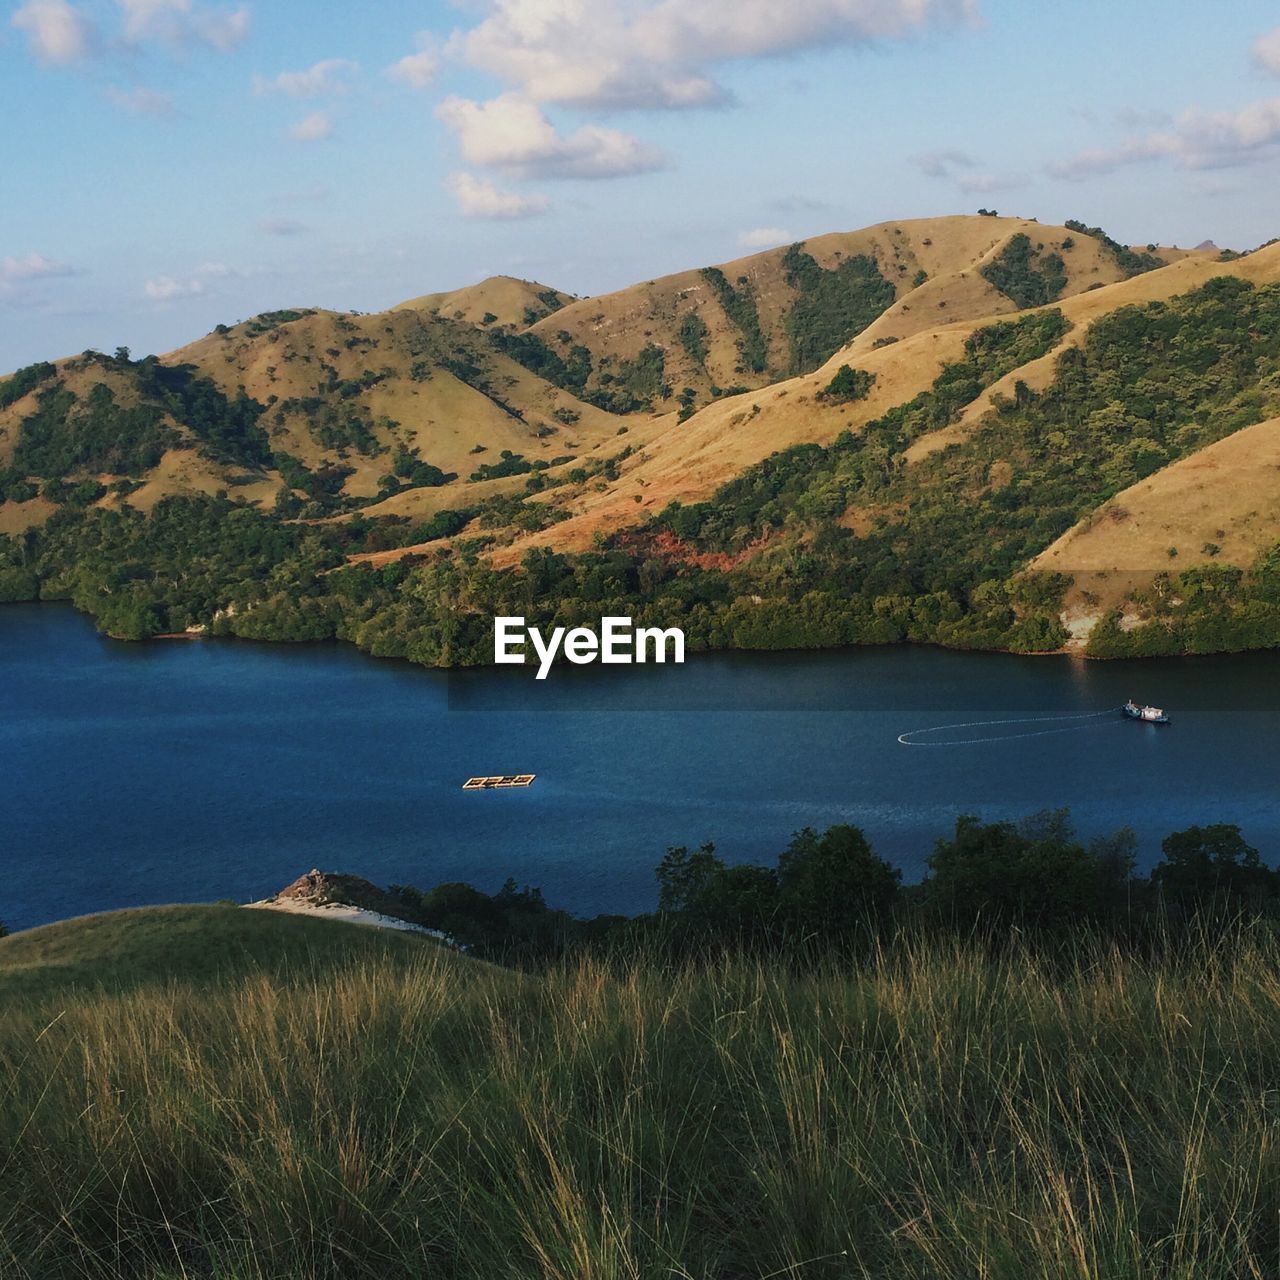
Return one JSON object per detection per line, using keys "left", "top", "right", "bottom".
{"left": 4, "top": 908, "right": 1280, "bottom": 1278}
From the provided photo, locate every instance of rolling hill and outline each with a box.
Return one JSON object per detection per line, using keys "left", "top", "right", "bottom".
{"left": 0, "top": 903, "right": 438, "bottom": 1002}
{"left": 2, "top": 212, "right": 1278, "bottom": 659}
{"left": 392, "top": 274, "right": 574, "bottom": 328}
{"left": 527, "top": 215, "right": 1189, "bottom": 413}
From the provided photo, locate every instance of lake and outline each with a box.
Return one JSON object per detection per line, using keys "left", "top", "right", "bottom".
{"left": 2, "top": 603, "right": 1278, "bottom": 931}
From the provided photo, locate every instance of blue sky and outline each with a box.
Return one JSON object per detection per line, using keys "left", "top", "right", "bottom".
{"left": 3, "top": 0, "right": 1280, "bottom": 367}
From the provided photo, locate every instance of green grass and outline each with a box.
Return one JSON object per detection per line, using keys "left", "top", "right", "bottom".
{"left": 4, "top": 909, "right": 1280, "bottom": 1277}
{"left": 0, "top": 905, "right": 435, "bottom": 1002}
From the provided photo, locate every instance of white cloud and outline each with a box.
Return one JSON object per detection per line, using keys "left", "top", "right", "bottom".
{"left": 770, "top": 194, "right": 834, "bottom": 213}
{"left": 13, "top": 0, "right": 244, "bottom": 67}
{"left": 451, "top": 0, "right": 977, "bottom": 110}
{"left": 446, "top": 171, "right": 549, "bottom": 218}
{"left": 1253, "top": 27, "right": 1280, "bottom": 75}
{"left": 115, "top": 0, "right": 248, "bottom": 50}
{"left": 288, "top": 110, "right": 333, "bottom": 142}
{"left": 258, "top": 217, "right": 309, "bottom": 235}
{"left": 272, "top": 184, "right": 331, "bottom": 205}
{"left": 1050, "top": 96, "right": 1280, "bottom": 179}
{"left": 386, "top": 35, "right": 439, "bottom": 89}
{"left": 191, "top": 4, "right": 247, "bottom": 49}
{"left": 256, "top": 58, "right": 358, "bottom": 98}
{"left": 11, "top": 0, "right": 94, "bottom": 65}
{"left": 106, "top": 84, "right": 175, "bottom": 115}
{"left": 117, "top": 0, "right": 182, "bottom": 39}
{"left": 142, "top": 259, "right": 241, "bottom": 302}
{"left": 436, "top": 93, "right": 664, "bottom": 179}
{"left": 913, "top": 149, "right": 1020, "bottom": 192}
{"left": 1048, "top": 141, "right": 1159, "bottom": 181}
{"left": 1, "top": 252, "right": 78, "bottom": 283}
{"left": 737, "top": 227, "right": 793, "bottom": 249}
{"left": 144, "top": 274, "right": 205, "bottom": 301}
{"left": 912, "top": 149, "right": 976, "bottom": 178}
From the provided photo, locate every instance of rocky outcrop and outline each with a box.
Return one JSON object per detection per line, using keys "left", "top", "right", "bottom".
{"left": 254, "top": 870, "right": 451, "bottom": 942}
{"left": 270, "top": 869, "right": 424, "bottom": 923}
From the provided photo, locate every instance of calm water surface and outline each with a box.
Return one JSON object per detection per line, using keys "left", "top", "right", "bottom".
{"left": 1, "top": 603, "right": 1278, "bottom": 930}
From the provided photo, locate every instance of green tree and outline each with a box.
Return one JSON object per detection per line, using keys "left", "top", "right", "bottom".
{"left": 655, "top": 843, "right": 777, "bottom": 938}
{"left": 817, "top": 365, "right": 875, "bottom": 404}
{"left": 776, "top": 824, "right": 899, "bottom": 929}
{"left": 925, "top": 811, "right": 1110, "bottom": 929}
{"left": 1152, "top": 824, "right": 1273, "bottom": 911}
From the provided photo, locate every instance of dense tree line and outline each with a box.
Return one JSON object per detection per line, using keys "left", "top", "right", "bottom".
{"left": 677, "top": 311, "right": 710, "bottom": 365}
{"left": 371, "top": 810, "right": 1280, "bottom": 963}
{"left": 1085, "top": 549, "right": 1280, "bottom": 656}
{"left": 817, "top": 364, "right": 875, "bottom": 403}
{"left": 3, "top": 351, "right": 271, "bottom": 480}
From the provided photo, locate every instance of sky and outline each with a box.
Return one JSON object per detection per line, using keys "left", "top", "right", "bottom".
{"left": 3, "top": 0, "right": 1280, "bottom": 368}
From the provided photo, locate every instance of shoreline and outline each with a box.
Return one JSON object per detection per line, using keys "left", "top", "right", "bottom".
{"left": 5, "top": 597, "right": 1277, "bottom": 667}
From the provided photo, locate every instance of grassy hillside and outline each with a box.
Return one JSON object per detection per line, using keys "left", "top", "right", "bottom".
{"left": 4, "top": 902, "right": 1280, "bottom": 1277}
{"left": 525, "top": 215, "right": 1189, "bottom": 416}
{"left": 0, "top": 306, "right": 626, "bottom": 541}
{"left": 0, "top": 904, "right": 436, "bottom": 1002}
{"left": 495, "top": 238, "right": 1263, "bottom": 566}
{"left": 1036, "top": 413, "right": 1280, "bottom": 624}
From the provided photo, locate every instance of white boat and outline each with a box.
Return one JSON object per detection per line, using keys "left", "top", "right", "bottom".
{"left": 1122, "top": 700, "right": 1169, "bottom": 724}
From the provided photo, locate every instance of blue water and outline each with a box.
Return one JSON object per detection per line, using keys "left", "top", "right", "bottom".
{"left": 1, "top": 603, "right": 1278, "bottom": 931}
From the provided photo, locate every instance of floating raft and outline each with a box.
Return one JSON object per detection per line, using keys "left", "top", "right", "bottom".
{"left": 463, "top": 774, "right": 536, "bottom": 791}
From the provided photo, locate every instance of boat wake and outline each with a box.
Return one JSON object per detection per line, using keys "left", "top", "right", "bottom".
{"left": 897, "top": 706, "right": 1125, "bottom": 748}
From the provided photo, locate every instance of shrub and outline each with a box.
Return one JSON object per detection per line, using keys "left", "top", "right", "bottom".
{"left": 817, "top": 365, "right": 876, "bottom": 403}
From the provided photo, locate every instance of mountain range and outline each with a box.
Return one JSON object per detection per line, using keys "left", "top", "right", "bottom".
{"left": 3, "top": 212, "right": 1279, "bottom": 660}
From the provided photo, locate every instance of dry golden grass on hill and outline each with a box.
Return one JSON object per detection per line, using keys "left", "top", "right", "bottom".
{"left": 171, "top": 308, "right": 623, "bottom": 500}
{"left": 392, "top": 275, "right": 573, "bottom": 328}
{"left": 0, "top": 355, "right": 267, "bottom": 518}
{"left": 0, "top": 359, "right": 135, "bottom": 471}
{"left": 902, "top": 247, "right": 1280, "bottom": 463}
{"left": 344, "top": 234, "right": 1270, "bottom": 571}
{"left": 1035, "top": 413, "right": 1280, "bottom": 614}
{"left": 531, "top": 216, "right": 1194, "bottom": 411}
{"left": 479, "top": 231, "right": 1239, "bottom": 567}
{"left": 0, "top": 495, "right": 55, "bottom": 534}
